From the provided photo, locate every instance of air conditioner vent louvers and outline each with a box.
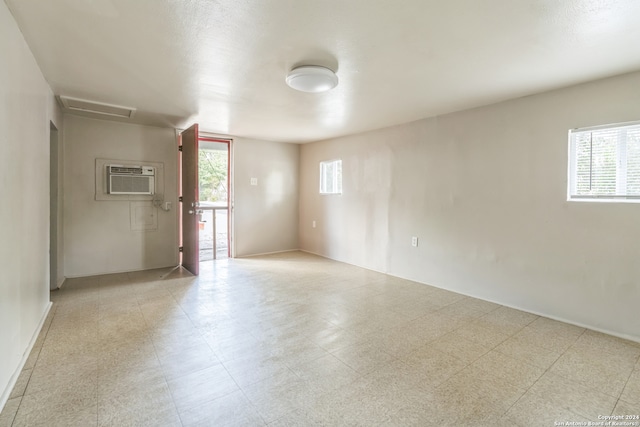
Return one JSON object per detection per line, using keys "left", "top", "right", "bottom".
{"left": 106, "top": 164, "right": 155, "bottom": 195}
{"left": 110, "top": 166, "right": 144, "bottom": 175}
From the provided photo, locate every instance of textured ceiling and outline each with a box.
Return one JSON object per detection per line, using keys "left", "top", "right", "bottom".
{"left": 6, "top": 0, "right": 640, "bottom": 142}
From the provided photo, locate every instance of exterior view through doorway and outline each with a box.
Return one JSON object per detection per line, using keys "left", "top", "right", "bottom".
{"left": 198, "top": 136, "right": 231, "bottom": 262}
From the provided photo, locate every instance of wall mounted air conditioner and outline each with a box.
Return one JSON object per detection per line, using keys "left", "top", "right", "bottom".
{"left": 106, "top": 165, "right": 155, "bottom": 195}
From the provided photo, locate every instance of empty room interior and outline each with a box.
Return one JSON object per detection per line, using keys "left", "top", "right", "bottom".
{"left": 2, "top": 0, "right": 640, "bottom": 426}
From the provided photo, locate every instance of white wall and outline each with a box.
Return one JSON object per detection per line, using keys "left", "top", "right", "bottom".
{"left": 300, "top": 71, "right": 640, "bottom": 342}
{"left": 64, "top": 115, "right": 178, "bottom": 277}
{"left": 234, "top": 138, "right": 299, "bottom": 256}
{"left": 50, "top": 93, "right": 65, "bottom": 289}
{"left": 0, "top": 0, "right": 59, "bottom": 406}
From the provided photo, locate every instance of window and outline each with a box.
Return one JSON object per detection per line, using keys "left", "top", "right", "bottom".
{"left": 320, "top": 159, "right": 342, "bottom": 194}
{"left": 568, "top": 122, "right": 640, "bottom": 202}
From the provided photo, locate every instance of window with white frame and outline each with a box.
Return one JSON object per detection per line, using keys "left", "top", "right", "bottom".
{"left": 568, "top": 122, "right": 640, "bottom": 202}
{"left": 319, "top": 159, "right": 342, "bottom": 194}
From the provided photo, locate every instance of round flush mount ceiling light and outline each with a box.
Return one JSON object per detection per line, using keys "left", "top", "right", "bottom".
{"left": 286, "top": 65, "right": 338, "bottom": 93}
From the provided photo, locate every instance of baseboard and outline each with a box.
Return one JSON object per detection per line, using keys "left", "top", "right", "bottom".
{"left": 235, "top": 249, "right": 300, "bottom": 258}
{"left": 0, "top": 301, "right": 52, "bottom": 413}
{"left": 297, "top": 249, "right": 389, "bottom": 275}
{"left": 65, "top": 264, "right": 179, "bottom": 279}
{"left": 387, "top": 270, "right": 640, "bottom": 345}
{"left": 299, "top": 250, "right": 640, "bottom": 345}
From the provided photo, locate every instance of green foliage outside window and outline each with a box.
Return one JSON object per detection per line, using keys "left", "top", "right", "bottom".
{"left": 199, "top": 149, "right": 228, "bottom": 202}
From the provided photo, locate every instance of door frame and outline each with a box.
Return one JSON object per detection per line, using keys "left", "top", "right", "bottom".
{"left": 198, "top": 135, "right": 234, "bottom": 259}
{"left": 177, "top": 129, "right": 235, "bottom": 270}
{"left": 49, "top": 121, "right": 59, "bottom": 290}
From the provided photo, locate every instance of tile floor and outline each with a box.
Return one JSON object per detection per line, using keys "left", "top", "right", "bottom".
{"left": 1, "top": 251, "right": 639, "bottom": 426}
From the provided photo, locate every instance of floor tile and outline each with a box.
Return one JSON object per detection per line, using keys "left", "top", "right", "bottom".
{"left": 331, "top": 341, "right": 397, "bottom": 375}
{"left": 612, "top": 399, "right": 640, "bottom": 418}
{"left": 4, "top": 252, "right": 640, "bottom": 427}
{"left": 505, "top": 392, "right": 590, "bottom": 427}
{"left": 158, "top": 343, "right": 221, "bottom": 381}
{"left": 25, "top": 355, "right": 97, "bottom": 396}
{"left": 9, "top": 368, "right": 32, "bottom": 399}
{"left": 494, "top": 334, "right": 562, "bottom": 369}
{"left": 269, "top": 406, "right": 340, "bottom": 427}
{"left": 14, "top": 376, "right": 97, "bottom": 426}
{"left": 98, "top": 377, "right": 178, "bottom": 427}
{"left": 224, "top": 354, "right": 295, "bottom": 388}
{"left": 179, "top": 390, "right": 265, "bottom": 427}
{"left": 454, "top": 322, "right": 510, "bottom": 348}
{"left": 241, "top": 372, "right": 316, "bottom": 423}
{"left": 167, "top": 364, "right": 239, "bottom": 413}
{"left": 527, "top": 317, "right": 585, "bottom": 341}
{"left": 511, "top": 326, "right": 576, "bottom": 354}
{"left": 401, "top": 345, "right": 468, "bottom": 388}
{"left": 385, "top": 386, "right": 505, "bottom": 427}
{"left": 436, "top": 365, "right": 526, "bottom": 412}
{"left": 549, "top": 348, "right": 634, "bottom": 397}
{"left": 432, "top": 330, "right": 492, "bottom": 364}
{"left": 13, "top": 404, "right": 97, "bottom": 427}
{"left": 471, "top": 349, "right": 546, "bottom": 389}
{"left": 525, "top": 371, "right": 618, "bottom": 420}
{"left": 288, "top": 353, "right": 360, "bottom": 393}
{"left": 0, "top": 397, "right": 20, "bottom": 427}
{"left": 476, "top": 306, "right": 538, "bottom": 336}
{"left": 621, "top": 368, "right": 640, "bottom": 406}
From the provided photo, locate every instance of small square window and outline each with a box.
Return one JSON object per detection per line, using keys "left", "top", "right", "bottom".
{"left": 320, "top": 159, "right": 342, "bottom": 195}
{"left": 568, "top": 122, "right": 640, "bottom": 202}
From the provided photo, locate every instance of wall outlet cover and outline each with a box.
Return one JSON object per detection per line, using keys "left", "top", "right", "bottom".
{"left": 130, "top": 202, "right": 158, "bottom": 231}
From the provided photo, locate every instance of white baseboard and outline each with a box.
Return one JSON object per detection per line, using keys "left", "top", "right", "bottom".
{"left": 299, "top": 250, "right": 640, "bottom": 345}
{"left": 297, "top": 249, "right": 389, "bottom": 275}
{"left": 235, "top": 249, "right": 300, "bottom": 258}
{"left": 64, "top": 264, "right": 179, "bottom": 279}
{"left": 0, "top": 301, "right": 52, "bottom": 412}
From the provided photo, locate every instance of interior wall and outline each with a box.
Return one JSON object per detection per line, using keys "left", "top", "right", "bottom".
{"left": 300, "top": 71, "right": 640, "bottom": 342}
{"left": 50, "top": 99, "right": 65, "bottom": 289}
{"left": 0, "top": 0, "right": 59, "bottom": 406}
{"left": 233, "top": 138, "right": 299, "bottom": 256}
{"left": 63, "top": 115, "right": 178, "bottom": 277}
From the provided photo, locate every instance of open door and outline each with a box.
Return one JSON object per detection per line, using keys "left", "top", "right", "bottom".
{"left": 180, "top": 124, "right": 200, "bottom": 275}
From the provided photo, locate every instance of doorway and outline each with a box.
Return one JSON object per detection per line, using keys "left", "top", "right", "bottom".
{"left": 49, "top": 122, "right": 59, "bottom": 290}
{"left": 179, "top": 125, "right": 233, "bottom": 275}
{"left": 198, "top": 137, "right": 231, "bottom": 262}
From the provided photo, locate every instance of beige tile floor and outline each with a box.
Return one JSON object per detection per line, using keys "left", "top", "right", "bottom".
{"left": 1, "top": 251, "right": 639, "bottom": 426}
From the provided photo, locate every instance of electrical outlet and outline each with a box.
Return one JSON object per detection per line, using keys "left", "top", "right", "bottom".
{"left": 411, "top": 236, "right": 418, "bottom": 247}
{"left": 250, "top": 178, "right": 258, "bottom": 186}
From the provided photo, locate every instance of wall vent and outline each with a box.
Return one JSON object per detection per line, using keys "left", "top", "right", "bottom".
{"left": 58, "top": 96, "right": 136, "bottom": 119}
{"left": 107, "top": 165, "right": 155, "bottom": 195}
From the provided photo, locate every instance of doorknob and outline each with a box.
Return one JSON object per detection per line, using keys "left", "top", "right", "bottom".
{"left": 188, "top": 209, "right": 204, "bottom": 215}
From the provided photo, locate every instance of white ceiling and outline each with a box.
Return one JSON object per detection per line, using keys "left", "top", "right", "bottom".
{"left": 6, "top": 0, "right": 640, "bottom": 143}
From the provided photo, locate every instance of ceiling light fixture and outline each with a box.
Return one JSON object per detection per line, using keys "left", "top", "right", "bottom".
{"left": 286, "top": 65, "right": 338, "bottom": 93}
